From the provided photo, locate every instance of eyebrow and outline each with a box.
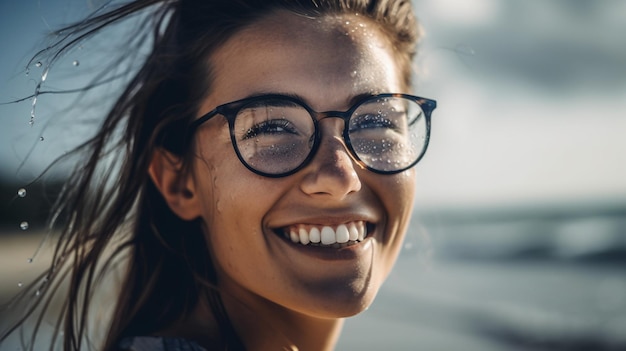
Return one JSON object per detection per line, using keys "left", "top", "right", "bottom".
{"left": 242, "top": 91, "right": 381, "bottom": 111}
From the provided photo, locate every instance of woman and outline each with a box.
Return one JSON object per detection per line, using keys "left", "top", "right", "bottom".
{"left": 1, "top": 0, "right": 436, "bottom": 350}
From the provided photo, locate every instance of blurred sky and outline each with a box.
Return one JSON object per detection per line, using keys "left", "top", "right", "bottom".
{"left": 1, "top": 0, "right": 625, "bottom": 209}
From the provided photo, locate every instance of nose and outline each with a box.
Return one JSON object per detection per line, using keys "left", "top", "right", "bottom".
{"left": 299, "top": 122, "right": 362, "bottom": 199}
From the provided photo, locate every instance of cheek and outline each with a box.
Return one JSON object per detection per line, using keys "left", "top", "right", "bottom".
{"left": 377, "top": 169, "right": 416, "bottom": 255}
{"left": 382, "top": 169, "right": 417, "bottom": 218}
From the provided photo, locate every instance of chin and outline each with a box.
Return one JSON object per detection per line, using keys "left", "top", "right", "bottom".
{"left": 288, "top": 276, "right": 383, "bottom": 319}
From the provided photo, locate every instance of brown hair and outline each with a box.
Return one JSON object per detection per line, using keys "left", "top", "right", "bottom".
{"left": 1, "top": 1, "right": 420, "bottom": 350}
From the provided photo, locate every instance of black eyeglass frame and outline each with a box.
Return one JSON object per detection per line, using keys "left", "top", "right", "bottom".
{"left": 188, "top": 93, "right": 437, "bottom": 178}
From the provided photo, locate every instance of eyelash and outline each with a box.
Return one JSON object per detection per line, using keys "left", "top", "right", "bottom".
{"left": 349, "top": 114, "right": 399, "bottom": 132}
{"left": 242, "top": 119, "right": 297, "bottom": 139}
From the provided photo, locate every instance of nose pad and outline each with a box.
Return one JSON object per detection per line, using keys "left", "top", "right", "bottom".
{"left": 300, "top": 124, "right": 362, "bottom": 199}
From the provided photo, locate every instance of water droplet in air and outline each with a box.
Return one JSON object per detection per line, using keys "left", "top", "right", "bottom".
{"left": 18, "top": 282, "right": 23, "bottom": 288}
{"left": 41, "top": 68, "right": 49, "bottom": 82}
{"left": 20, "top": 221, "right": 29, "bottom": 230}
{"left": 35, "top": 61, "right": 42, "bottom": 67}
{"left": 17, "top": 188, "right": 27, "bottom": 197}
{"left": 455, "top": 43, "right": 476, "bottom": 57}
{"left": 72, "top": 60, "right": 80, "bottom": 66}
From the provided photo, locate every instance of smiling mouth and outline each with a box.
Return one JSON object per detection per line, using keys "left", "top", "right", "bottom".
{"left": 279, "top": 221, "right": 369, "bottom": 248}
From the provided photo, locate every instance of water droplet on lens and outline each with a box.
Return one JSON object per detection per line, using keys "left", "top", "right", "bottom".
{"left": 18, "top": 282, "right": 23, "bottom": 288}
{"left": 17, "top": 188, "right": 26, "bottom": 197}
{"left": 25, "top": 68, "right": 30, "bottom": 76}
{"left": 35, "top": 61, "right": 42, "bottom": 67}
{"left": 20, "top": 221, "right": 29, "bottom": 230}
{"left": 35, "top": 290, "right": 40, "bottom": 296}
{"left": 72, "top": 60, "right": 80, "bottom": 66}
{"left": 39, "top": 136, "right": 44, "bottom": 141}
{"left": 29, "top": 120, "right": 34, "bottom": 126}
{"left": 27, "top": 258, "right": 33, "bottom": 263}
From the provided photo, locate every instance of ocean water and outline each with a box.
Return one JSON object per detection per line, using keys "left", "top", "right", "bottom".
{"left": 339, "top": 205, "right": 626, "bottom": 350}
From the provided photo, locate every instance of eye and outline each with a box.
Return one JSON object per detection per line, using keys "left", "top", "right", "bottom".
{"left": 349, "top": 113, "right": 401, "bottom": 133}
{"left": 242, "top": 119, "right": 298, "bottom": 140}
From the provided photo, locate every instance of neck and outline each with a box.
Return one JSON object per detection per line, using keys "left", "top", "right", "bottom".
{"left": 222, "top": 291, "right": 344, "bottom": 351}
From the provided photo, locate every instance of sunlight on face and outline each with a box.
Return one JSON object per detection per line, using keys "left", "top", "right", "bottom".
{"left": 190, "top": 11, "right": 416, "bottom": 319}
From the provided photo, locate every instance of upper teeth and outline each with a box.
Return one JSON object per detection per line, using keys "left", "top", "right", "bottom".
{"left": 287, "top": 221, "right": 366, "bottom": 246}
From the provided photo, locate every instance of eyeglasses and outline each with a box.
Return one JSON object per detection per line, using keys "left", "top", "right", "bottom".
{"left": 188, "top": 93, "right": 437, "bottom": 178}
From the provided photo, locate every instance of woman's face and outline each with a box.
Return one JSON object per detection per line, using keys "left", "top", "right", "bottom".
{"left": 190, "top": 11, "right": 415, "bottom": 318}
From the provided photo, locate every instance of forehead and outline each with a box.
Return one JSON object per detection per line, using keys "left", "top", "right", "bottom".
{"left": 204, "top": 11, "right": 401, "bottom": 111}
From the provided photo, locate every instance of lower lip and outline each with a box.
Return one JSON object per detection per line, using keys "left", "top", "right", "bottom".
{"left": 275, "top": 232, "right": 374, "bottom": 261}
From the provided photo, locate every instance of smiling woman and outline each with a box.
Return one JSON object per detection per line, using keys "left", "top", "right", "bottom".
{"left": 0, "top": 1, "right": 436, "bottom": 350}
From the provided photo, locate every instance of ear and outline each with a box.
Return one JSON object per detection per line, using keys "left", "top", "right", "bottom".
{"left": 148, "top": 148, "right": 201, "bottom": 221}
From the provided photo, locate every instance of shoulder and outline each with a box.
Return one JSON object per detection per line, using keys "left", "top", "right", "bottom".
{"left": 118, "top": 336, "right": 208, "bottom": 351}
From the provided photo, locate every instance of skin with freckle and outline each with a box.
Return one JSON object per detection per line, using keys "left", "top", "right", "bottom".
{"left": 186, "top": 11, "right": 415, "bottom": 322}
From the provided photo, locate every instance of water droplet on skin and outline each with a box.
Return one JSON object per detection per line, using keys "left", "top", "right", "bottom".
{"left": 20, "top": 221, "right": 29, "bottom": 230}
{"left": 72, "top": 60, "right": 80, "bottom": 66}
{"left": 17, "top": 188, "right": 26, "bottom": 197}
{"left": 35, "top": 61, "right": 42, "bottom": 67}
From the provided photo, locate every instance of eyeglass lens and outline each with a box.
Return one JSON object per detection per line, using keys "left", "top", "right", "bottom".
{"left": 232, "top": 96, "right": 428, "bottom": 175}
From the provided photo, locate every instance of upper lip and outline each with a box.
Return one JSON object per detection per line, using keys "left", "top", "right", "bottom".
{"left": 267, "top": 209, "right": 379, "bottom": 230}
